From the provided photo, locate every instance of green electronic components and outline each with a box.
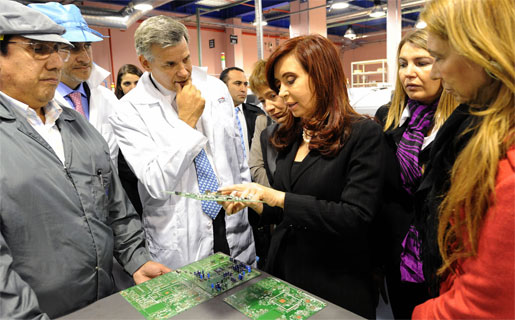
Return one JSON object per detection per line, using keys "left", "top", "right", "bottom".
{"left": 119, "top": 271, "right": 211, "bottom": 320}
{"left": 224, "top": 277, "right": 327, "bottom": 320}
{"left": 120, "top": 252, "right": 259, "bottom": 319}
{"left": 179, "top": 252, "right": 260, "bottom": 295}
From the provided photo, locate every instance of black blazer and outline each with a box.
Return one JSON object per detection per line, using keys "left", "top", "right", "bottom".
{"left": 260, "top": 118, "right": 385, "bottom": 319}
{"left": 241, "top": 102, "right": 265, "bottom": 147}
{"left": 260, "top": 122, "right": 279, "bottom": 186}
{"left": 374, "top": 105, "right": 418, "bottom": 269}
{"left": 414, "top": 103, "right": 477, "bottom": 296}
{"left": 118, "top": 151, "right": 143, "bottom": 216}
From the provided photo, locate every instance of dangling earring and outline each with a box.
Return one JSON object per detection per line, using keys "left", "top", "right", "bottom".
{"left": 485, "top": 60, "right": 501, "bottom": 80}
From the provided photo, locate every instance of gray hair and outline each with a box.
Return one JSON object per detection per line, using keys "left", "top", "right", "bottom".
{"left": 134, "top": 15, "right": 190, "bottom": 61}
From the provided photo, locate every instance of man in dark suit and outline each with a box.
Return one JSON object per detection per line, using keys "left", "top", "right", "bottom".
{"left": 220, "top": 67, "right": 264, "bottom": 158}
{"left": 220, "top": 67, "right": 267, "bottom": 269}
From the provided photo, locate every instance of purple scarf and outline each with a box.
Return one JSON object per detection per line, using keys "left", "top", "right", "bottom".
{"left": 396, "top": 98, "right": 438, "bottom": 195}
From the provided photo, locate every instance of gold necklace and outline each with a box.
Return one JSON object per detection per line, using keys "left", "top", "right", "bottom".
{"left": 302, "top": 128, "right": 311, "bottom": 144}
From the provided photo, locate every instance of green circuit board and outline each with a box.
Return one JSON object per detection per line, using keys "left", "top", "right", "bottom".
{"left": 178, "top": 252, "right": 260, "bottom": 295}
{"left": 224, "top": 277, "right": 327, "bottom": 320}
{"left": 120, "top": 252, "right": 259, "bottom": 319}
{"left": 119, "top": 271, "right": 211, "bottom": 320}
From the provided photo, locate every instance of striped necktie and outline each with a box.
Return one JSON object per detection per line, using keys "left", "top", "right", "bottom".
{"left": 234, "top": 106, "right": 246, "bottom": 159}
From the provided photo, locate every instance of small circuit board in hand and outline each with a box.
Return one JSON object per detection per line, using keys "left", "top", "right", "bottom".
{"left": 169, "top": 191, "right": 264, "bottom": 203}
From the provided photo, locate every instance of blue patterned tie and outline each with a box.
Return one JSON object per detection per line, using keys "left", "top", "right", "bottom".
{"left": 194, "top": 149, "right": 222, "bottom": 219}
{"left": 235, "top": 107, "right": 246, "bottom": 159}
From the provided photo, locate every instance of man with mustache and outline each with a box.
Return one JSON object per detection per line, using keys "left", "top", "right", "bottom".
{"left": 109, "top": 15, "right": 256, "bottom": 270}
{"left": 29, "top": 2, "right": 120, "bottom": 166}
{"left": 0, "top": 2, "right": 170, "bottom": 318}
{"left": 30, "top": 2, "right": 137, "bottom": 290}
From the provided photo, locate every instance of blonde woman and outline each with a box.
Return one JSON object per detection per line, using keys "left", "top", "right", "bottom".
{"left": 412, "top": 0, "right": 514, "bottom": 318}
{"left": 374, "top": 29, "right": 456, "bottom": 319}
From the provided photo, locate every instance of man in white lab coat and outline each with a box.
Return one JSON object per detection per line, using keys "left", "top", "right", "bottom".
{"left": 110, "top": 15, "right": 256, "bottom": 269}
{"left": 29, "top": 2, "right": 119, "bottom": 164}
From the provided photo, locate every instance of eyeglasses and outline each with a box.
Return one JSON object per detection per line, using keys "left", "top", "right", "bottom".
{"left": 70, "top": 42, "right": 92, "bottom": 53}
{"left": 8, "top": 41, "right": 71, "bottom": 62}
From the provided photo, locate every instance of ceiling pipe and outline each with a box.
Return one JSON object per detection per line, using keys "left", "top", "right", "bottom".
{"left": 255, "top": 0, "right": 264, "bottom": 60}
{"left": 82, "top": 1, "right": 176, "bottom": 29}
{"left": 19, "top": 0, "right": 175, "bottom": 29}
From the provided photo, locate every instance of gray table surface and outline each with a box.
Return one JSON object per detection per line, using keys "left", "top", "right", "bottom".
{"left": 62, "top": 270, "right": 364, "bottom": 319}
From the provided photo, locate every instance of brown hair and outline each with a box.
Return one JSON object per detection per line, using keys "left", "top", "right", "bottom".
{"left": 115, "top": 64, "right": 143, "bottom": 99}
{"left": 249, "top": 59, "right": 268, "bottom": 94}
{"left": 265, "top": 34, "right": 359, "bottom": 157}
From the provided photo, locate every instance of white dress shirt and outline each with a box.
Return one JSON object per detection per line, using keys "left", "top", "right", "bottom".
{"left": 235, "top": 104, "right": 249, "bottom": 158}
{"left": 0, "top": 91, "right": 65, "bottom": 164}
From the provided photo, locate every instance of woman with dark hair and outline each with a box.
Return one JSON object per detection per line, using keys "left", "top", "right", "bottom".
{"left": 221, "top": 34, "right": 385, "bottom": 318}
{"left": 115, "top": 64, "right": 143, "bottom": 215}
{"left": 115, "top": 64, "right": 142, "bottom": 99}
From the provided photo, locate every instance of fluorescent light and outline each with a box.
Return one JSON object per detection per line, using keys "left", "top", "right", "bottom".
{"left": 253, "top": 20, "right": 268, "bottom": 26}
{"left": 331, "top": 1, "right": 350, "bottom": 9}
{"left": 344, "top": 26, "right": 356, "bottom": 40}
{"left": 369, "top": 5, "right": 386, "bottom": 18}
{"left": 196, "top": 0, "right": 232, "bottom": 6}
{"left": 134, "top": 3, "right": 153, "bottom": 11}
{"left": 415, "top": 20, "right": 427, "bottom": 29}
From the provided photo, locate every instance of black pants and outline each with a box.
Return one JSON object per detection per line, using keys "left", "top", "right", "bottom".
{"left": 213, "top": 208, "right": 230, "bottom": 255}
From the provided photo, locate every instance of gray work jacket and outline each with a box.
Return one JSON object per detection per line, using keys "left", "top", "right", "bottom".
{"left": 0, "top": 94, "right": 150, "bottom": 319}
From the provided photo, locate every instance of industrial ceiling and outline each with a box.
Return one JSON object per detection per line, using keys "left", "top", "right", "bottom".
{"left": 17, "top": 0, "right": 428, "bottom": 43}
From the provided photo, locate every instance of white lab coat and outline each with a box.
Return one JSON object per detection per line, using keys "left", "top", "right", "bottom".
{"left": 110, "top": 67, "right": 256, "bottom": 269}
{"left": 55, "top": 64, "right": 119, "bottom": 165}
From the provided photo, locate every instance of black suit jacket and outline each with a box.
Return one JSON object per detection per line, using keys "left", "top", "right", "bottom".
{"left": 260, "top": 122, "right": 279, "bottom": 186}
{"left": 260, "top": 118, "right": 385, "bottom": 319}
{"left": 241, "top": 102, "right": 265, "bottom": 148}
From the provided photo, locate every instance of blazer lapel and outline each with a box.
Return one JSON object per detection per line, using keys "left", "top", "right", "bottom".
{"left": 275, "top": 137, "right": 322, "bottom": 190}
{"left": 290, "top": 150, "right": 321, "bottom": 187}
{"left": 275, "top": 140, "right": 297, "bottom": 192}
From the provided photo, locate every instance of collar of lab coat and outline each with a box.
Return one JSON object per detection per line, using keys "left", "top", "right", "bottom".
{"left": 87, "top": 63, "right": 111, "bottom": 89}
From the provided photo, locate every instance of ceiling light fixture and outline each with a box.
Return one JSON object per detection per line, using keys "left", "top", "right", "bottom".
{"left": 331, "top": 1, "right": 350, "bottom": 10}
{"left": 344, "top": 26, "right": 357, "bottom": 40}
{"left": 415, "top": 20, "right": 427, "bottom": 29}
{"left": 134, "top": 3, "right": 153, "bottom": 11}
{"left": 253, "top": 20, "right": 268, "bottom": 26}
{"left": 369, "top": 0, "right": 386, "bottom": 18}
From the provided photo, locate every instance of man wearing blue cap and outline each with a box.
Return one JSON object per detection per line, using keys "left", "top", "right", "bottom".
{"left": 29, "top": 2, "right": 120, "bottom": 166}
{"left": 0, "top": 1, "right": 170, "bottom": 319}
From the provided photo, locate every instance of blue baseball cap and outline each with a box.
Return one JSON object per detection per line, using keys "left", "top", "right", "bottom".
{"left": 0, "top": 0, "right": 71, "bottom": 45}
{"left": 28, "top": 2, "right": 106, "bottom": 43}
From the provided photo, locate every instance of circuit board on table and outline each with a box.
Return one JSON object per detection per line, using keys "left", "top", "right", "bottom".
{"left": 119, "top": 271, "right": 211, "bottom": 320}
{"left": 224, "top": 277, "right": 327, "bottom": 320}
{"left": 120, "top": 252, "right": 259, "bottom": 319}
{"left": 178, "top": 252, "right": 260, "bottom": 295}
